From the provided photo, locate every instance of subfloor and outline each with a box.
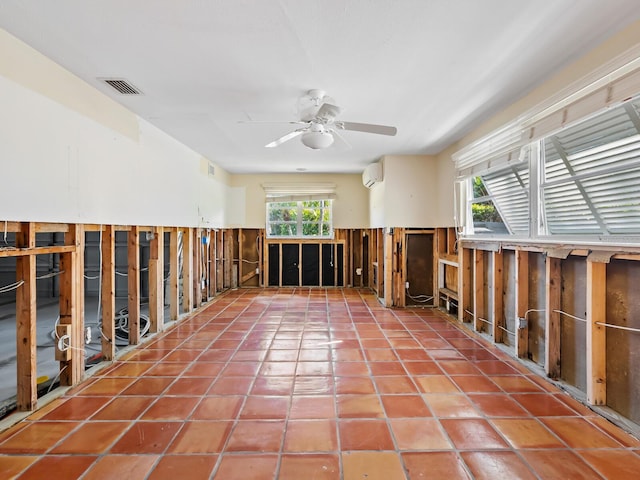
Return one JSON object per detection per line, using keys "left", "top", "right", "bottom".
{"left": 0, "top": 288, "right": 639, "bottom": 479}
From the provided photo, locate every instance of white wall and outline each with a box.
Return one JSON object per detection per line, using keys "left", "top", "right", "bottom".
{"left": 0, "top": 29, "right": 232, "bottom": 228}
{"left": 452, "top": 19, "right": 640, "bottom": 152}
{"left": 229, "top": 173, "right": 369, "bottom": 229}
{"left": 369, "top": 155, "right": 453, "bottom": 228}
{"left": 434, "top": 147, "right": 457, "bottom": 227}
{"left": 368, "top": 179, "right": 386, "bottom": 228}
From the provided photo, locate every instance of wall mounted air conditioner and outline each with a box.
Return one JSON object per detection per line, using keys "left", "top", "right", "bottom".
{"left": 362, "top": 162, "right": 383, "bottom": 188}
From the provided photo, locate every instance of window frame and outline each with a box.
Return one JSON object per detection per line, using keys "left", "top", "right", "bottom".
{"left": 459, "top": 98, "right": 640, "bottom": 244}
{"left": 266, "top": 199, "right": 334, "bottom": 239}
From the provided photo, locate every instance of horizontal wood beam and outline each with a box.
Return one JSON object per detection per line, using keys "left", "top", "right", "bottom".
{"left": 0, "top": 245, "right": 76, "bottom": 258}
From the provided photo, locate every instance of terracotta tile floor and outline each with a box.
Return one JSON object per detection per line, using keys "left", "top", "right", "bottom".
{"left": 1, "top": 288, "right": 640, "bottom": 479}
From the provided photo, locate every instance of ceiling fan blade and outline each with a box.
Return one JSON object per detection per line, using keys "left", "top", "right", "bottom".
{"left": 238, "top": 120, "right": 307, "bottom": 125}
{"left": 339, "top": 121, "right": 397, "bottom": 136}
{"left": 316, "top": 103, "right": 342, "bottom": 121}
{"left": 265, "top": 129, "right": 306, "bottom": 148}
{"left": 330, "top": 128, "right": 352, "bottom": 150}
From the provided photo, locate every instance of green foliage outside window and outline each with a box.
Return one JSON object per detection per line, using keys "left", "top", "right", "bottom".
{"left": 471, "top": 177, "right": 502, "bottom": 223}
{"left": 267, "top": 200, "right": 332, "bottom": 238}
{"left": 472, "top": 202, "right": 503, "bottom": 222}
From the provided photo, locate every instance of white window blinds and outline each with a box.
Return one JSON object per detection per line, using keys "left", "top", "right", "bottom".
{"left": 452, "top": 124, "right": 525, "bottom": 177}
{"left": 542, "top": 99, "right": 640, "bottom": 235}
{"left": 262, "top": 183, "right": 337, "bottom": 203}
{"left": 481, "top": 149, "right": 530, "bottom": 235}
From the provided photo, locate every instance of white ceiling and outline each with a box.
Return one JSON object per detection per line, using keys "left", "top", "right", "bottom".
{"left": 2, "top": 1, "right": 640, "bottom": 174}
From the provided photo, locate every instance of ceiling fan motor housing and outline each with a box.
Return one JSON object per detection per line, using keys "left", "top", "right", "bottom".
{"left": 302, "top": 130, "right": 334, "bottom": 149}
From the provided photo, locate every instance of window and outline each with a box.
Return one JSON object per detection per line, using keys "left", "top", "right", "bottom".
{"left": 471, "top": 157, "right": 530, "bottom": 235}
{"left": 267, "top": 200, "right": 333, "bottom": 238}
{"left": 453, "top": 51, "right": 640, "bottom": 242}
{"left": 470, "top": 176, "right": 508, "bottom": 235}
{"left": 458, "top": 98, "right": 640, "bottom": 240}
{"left": 541, "top": 100, "right": 640, "bottom": 236}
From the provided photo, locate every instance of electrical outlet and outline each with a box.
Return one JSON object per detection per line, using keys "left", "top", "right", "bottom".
{"left": 517, "top": 316, "right": 527, "bottom": 329}
{"left": 405, "top": 281, "right": 410, "bottom": 289}
{"left": 255, "top": 268, "right": 259, "bottom": 274}
{"left": 85, "top": 326, "right": 92, "bottom": 345}
{"left": 55, "top": 325, "right": 71, "bottom": 361}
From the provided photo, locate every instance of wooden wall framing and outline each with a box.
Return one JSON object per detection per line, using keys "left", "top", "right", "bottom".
{"left": 455, "top": 238, "right": 640, "bottom": 426}
{"left": 0, "top": 221, "right": 238, "bottom": 414}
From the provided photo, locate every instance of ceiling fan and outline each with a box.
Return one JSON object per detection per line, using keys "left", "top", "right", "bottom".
{"left": 250, "top": 89, "right": 397, "bottom": 150}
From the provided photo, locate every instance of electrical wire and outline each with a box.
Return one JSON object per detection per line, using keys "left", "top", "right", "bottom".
{"left": 36, "top": 270, "right": 64, "bottom": 280}
{"left": 114, "top": 266, "right": 149, "bottom": 277}
{"left": 1, "top": 270, "right": 65, "bottom": 294}
{"left": 0, "top": 280, "right": 24, "bottom": 294}
{"left": 595, "top": 322, "right": 640, "bottom": 334}
{"left": 553, "top": 309, "right": 587, "bottom": 323}
{"left": 405, "top": 286, "right": 433, "bottom": 303}
{"left": 47, "top": 366, "right": 67, "bottom": 394}
{"left": 524, "top": 308, "right": 545, "bottom": 319}
{"left": 497, "top": 324, "right": 516, "bottom": 336}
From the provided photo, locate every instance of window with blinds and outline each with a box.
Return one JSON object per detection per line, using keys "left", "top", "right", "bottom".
{"left": 541, "top": 99, "right": 640, "bottom": 236}
{"left": 453, "top": 48, "right": 640, "bottom": 241}
{"left": 480, "top": 152, "right": 530, "bottom": 235}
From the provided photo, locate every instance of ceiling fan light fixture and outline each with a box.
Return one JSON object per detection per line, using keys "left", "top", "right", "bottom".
{"left": 301, "top": 130, "right": 334, "bottom": 149}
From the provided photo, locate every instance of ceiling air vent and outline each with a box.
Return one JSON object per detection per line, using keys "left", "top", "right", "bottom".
{"left": 100, "top": 78, "right": 142, "bottom": 95}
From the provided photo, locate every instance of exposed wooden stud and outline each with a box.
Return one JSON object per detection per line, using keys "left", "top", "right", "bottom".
{"left": 515, "top": 250, "right": 530, "bottom": 358}
{"left": 101, "top": 225, "right": 116, "bottom": 361}
{"left": 15, "top": 222, "right": 37, "bottom": 411}
{"left": 257, "top": 230, "right": 263, "bottom": 287}
{"left": 77, "top": 226, "right": 85, "bottom": 362}
{"left": 238, "top": 228, "right": 244, "bottom": 286}
{"left": 393, "top": 228, "right": 405, "bottom": 307}
{"left": 148, "top": 226, "right": 164, "bottom": 334}
{"left": 194, "top": 229, "right": 202, "bottom": 307}
{"left": 208, "top": 230, "right": 216, "bottom": 298}
{"left": 586, "top": 260, "right": 607, "bottom": 405}
{"left": 348, "top": 230, "right": 354, "bottom": 287}
{"left": 216, "top": 230, "right": 224, "bottom": 292}
{"left": 545, "top": 256, "right": 562, "bottom": 379}
{"left": 377, "top": 229, "right": 384, "bottom": 297}
{"left": 473, "top": 249, "right": 485, "bottom": 332}
{"left": 182, "top": 228, "right": 194, "bottom": 313}
{"left": 224, "top": 229, "right": 234, "bottom": 288}
{"left": 127, "top": 226, "right": 141, "bottom": 345}
{"left": 59, "top": 224, "right": 84, "bottom": 386}
{"left": 493, "top": 250, "right": 505, "bottom": 343}
{"left": 358, "top": 230, "right": 364, "bottom": 287}
{"left": 169, "top": 228, "right": 180, "bottom": 321}
{"left": 383, "top": 230, "right": 393, "bottom": 307}
{"left": 458, "top": 247, "right": 473, "bottom": 324}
